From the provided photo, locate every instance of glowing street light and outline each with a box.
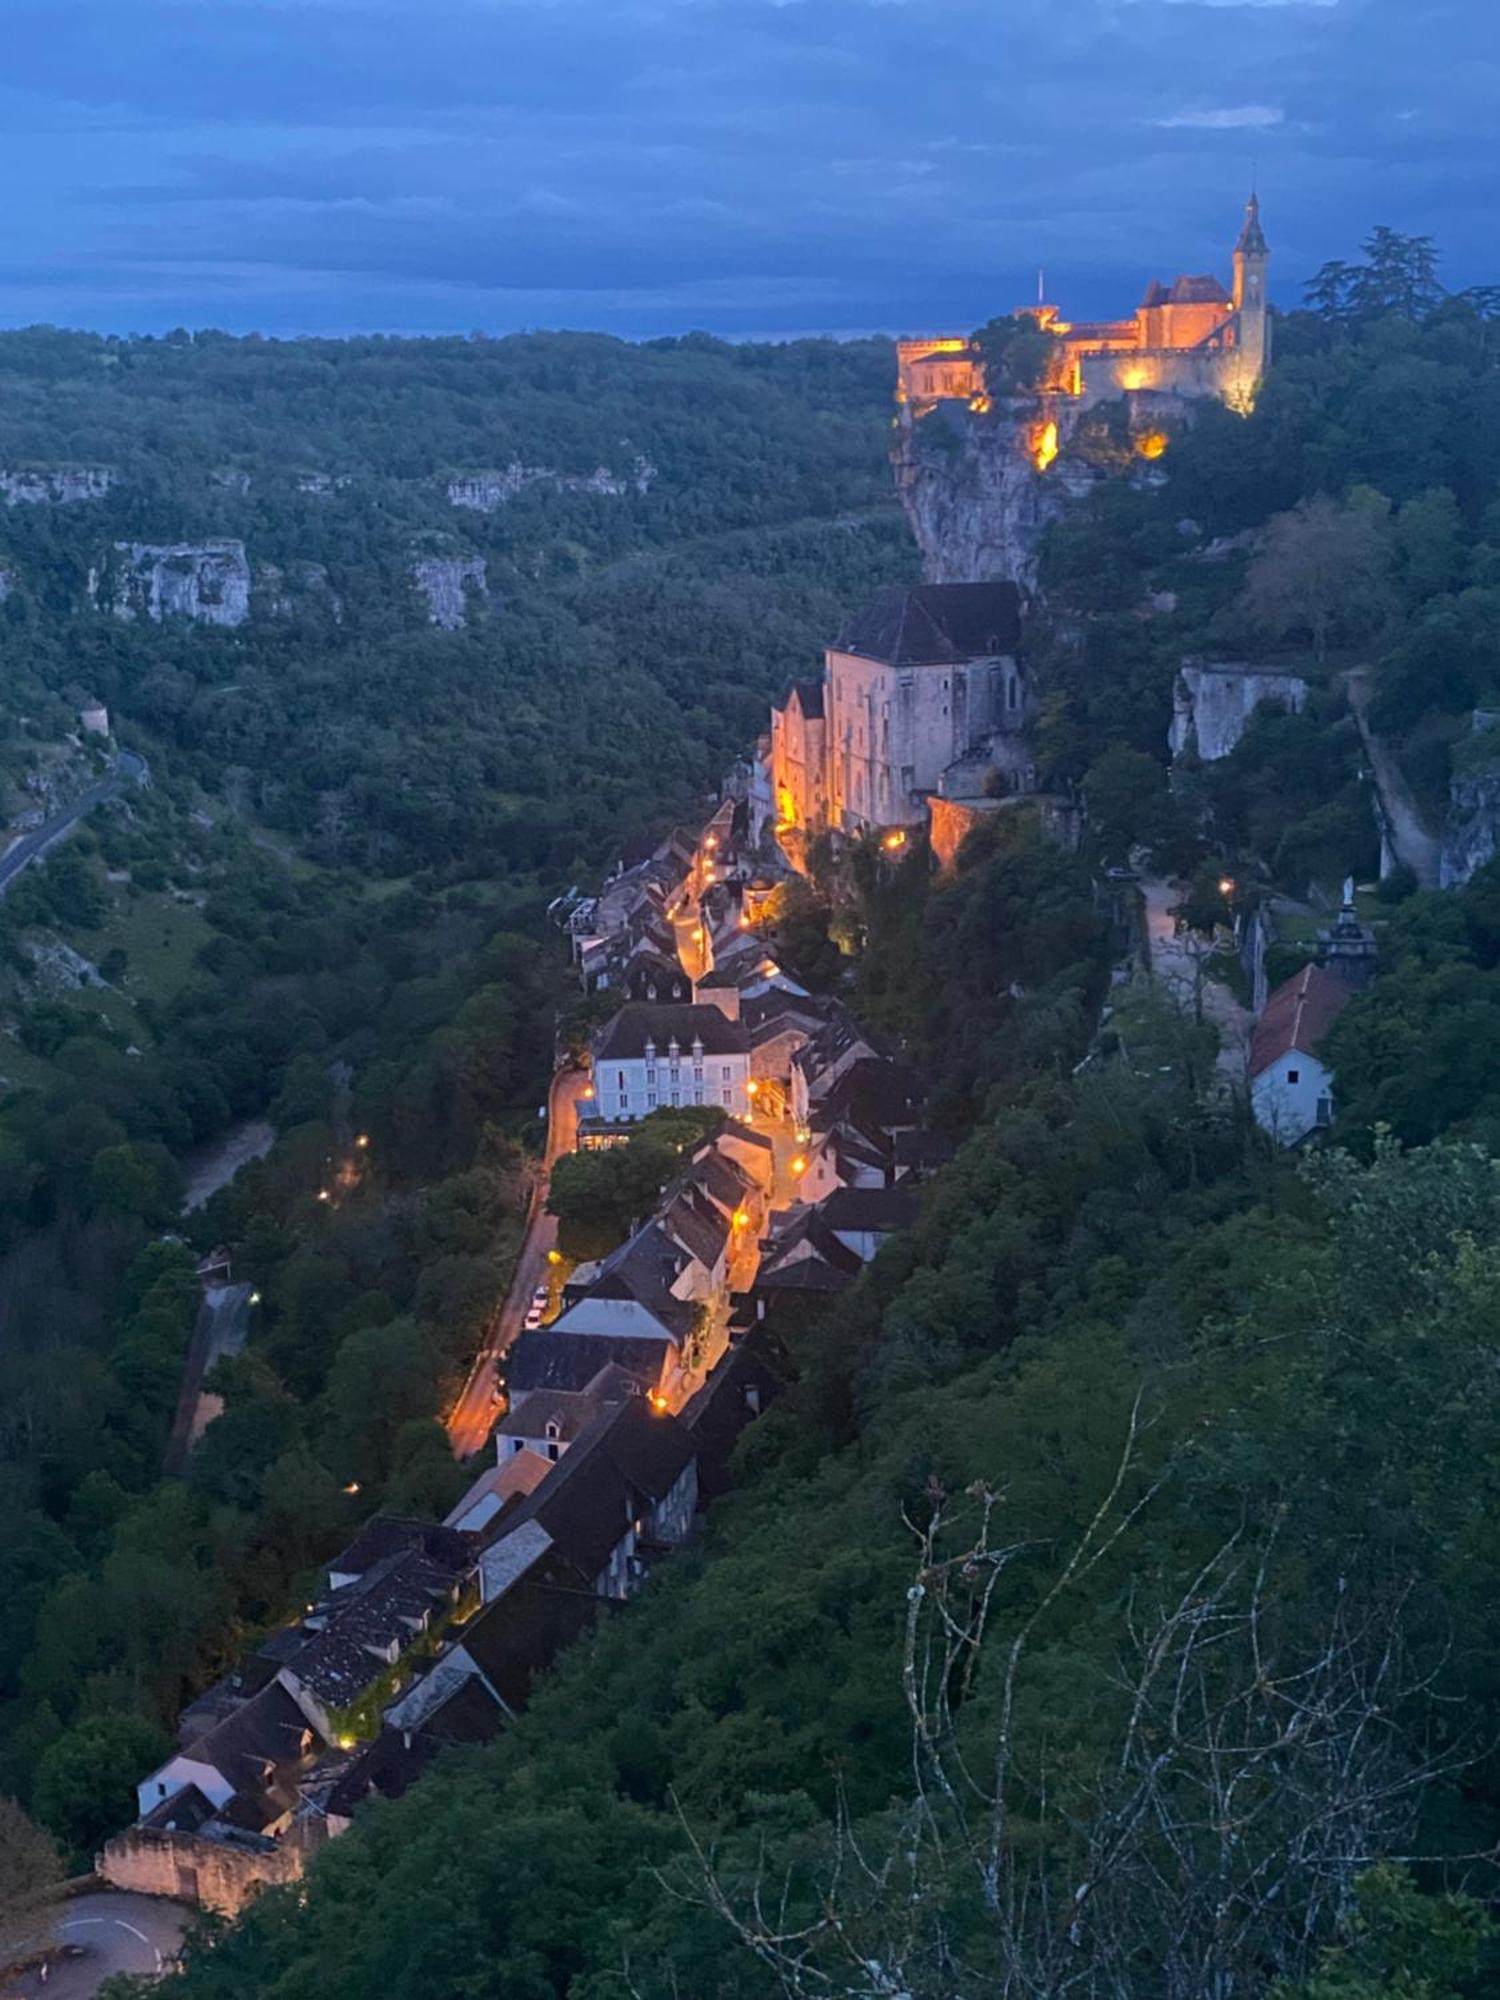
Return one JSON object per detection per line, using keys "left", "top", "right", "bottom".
{"left": 791, "top": 1154, "right": 807, "bottom": 1177}
{"left": 1218, "top": 876, "right": 1236, "bottom": 898}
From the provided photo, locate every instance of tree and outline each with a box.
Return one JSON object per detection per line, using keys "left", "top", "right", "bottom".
{"left": 0, "top": 1796, "right": 64, "bottom": 1969}
{"left": 1241, "top": 495, "right": 1394, "bottom": 662}
{"left": 970, "top": 315, "right": 1055, "bottom": 396}
{"left": 32, "top": 1714, "right": 170, "bottom": 1862}
{"left": 1081, "top": 743, "right": 1173, "bottom": 859}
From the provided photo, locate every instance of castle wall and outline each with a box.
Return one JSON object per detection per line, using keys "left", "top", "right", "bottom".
{"left": 770, "top": 699, "right": 826, "bottom": 832}
{"left": 100, "top": 1824, "right": 324, "bottom": 1918}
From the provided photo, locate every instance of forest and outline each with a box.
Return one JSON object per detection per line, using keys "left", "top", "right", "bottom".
{"left": 9, "top": 232, "right": 1500, "bottom": 1998}
{"left": 0, "top": 328, "right": 903, "bottom": 1877}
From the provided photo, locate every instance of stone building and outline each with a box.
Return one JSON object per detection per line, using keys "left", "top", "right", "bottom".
{"left": 897, "top": 193, "right": 1271, "bottom": 425}
{"left": 771, "top": 581, "right": 1024, "bottom": 840}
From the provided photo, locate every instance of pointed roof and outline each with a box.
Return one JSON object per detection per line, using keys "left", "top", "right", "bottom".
{"left": 1236, "top": 191, "right": 1269, "bottom": 258}
{"left": 834, "top": 583, "right": 1021, "bottom": 668}
{"left": 1248, "top": 963, "right": 1348, "bottom": 1081}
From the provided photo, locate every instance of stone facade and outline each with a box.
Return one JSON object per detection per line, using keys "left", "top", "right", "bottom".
{"left": 1169, "top": 661, "right": 1309, "bottom": 762}
{"left": 446, "top": 457, "right": 656, "bottom": 512}
{"left": 99, "top": 1821, "right": 327, "bottom": 1919}
{"left": 893, "top": 196, "right": 1270, "bottom": 586}
{"left": 0, "top": 465, "right": 117, "bottom": 505}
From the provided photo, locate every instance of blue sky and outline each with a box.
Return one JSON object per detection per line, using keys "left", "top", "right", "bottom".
{"left": 0, "top": 0, "right": 1492, "bottom": 338}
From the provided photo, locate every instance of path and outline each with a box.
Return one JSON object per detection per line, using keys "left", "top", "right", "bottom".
{"left": 163, "top": 1282, "right": 256, "bottom": 1476}
{"left": 4, "top": 1891, "right": 186, "bottom": 1999}
{"left": 446, "top": 1065, "right": 590, "bottom": 1460}
{"left": 179, "top": 1117, "right": 275, "bottom": 1213}
{"left": 0, "top": 752, "right": 150, "bottom": 898}
{"left": 1140, "top": 876, "right": 1254, "bottom": 1084}
{"left": 1346, "top": 669, "right": 1441, "bottom": 888}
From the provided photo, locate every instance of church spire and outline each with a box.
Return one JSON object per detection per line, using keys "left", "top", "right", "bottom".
{"left": 1236, "top": 189, "right": 1269, "bottom": 258}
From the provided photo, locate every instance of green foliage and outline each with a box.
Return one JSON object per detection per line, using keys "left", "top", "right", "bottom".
{"left": 32, "top": 1714, "right": 170, "bottom": 1862}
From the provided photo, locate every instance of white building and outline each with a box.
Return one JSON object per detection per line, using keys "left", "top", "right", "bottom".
{"left": 588, "top": 1002, "right": 752, "bottom": 1127}
{"left": 1248, "top": 963, "right": 1350, "bottom": 1144}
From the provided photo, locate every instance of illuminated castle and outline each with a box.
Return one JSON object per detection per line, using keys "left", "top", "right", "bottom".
{"left": 897, "top": 193, "right": 1270, "bottom": 427}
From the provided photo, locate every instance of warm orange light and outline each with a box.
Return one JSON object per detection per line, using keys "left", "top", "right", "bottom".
{"left": 882, "top": 829, "right": 907, "bottom": 852}
{"left": 581, "top": 1085, "right": 595, "bottom": 1101}
{"left": 317, "top": 1189, "right": 330, "bottom": 1202}
{"left": 692, "top": 927, "right": 703, "bottom": 942}
{"left": 1135, "top": 429, "right": 1169, "bottom": 461}
{"left": 1218, "top": 877, "right": 1236, "bottom": 898}
{"left": 705, "top": 835, "right": 717, "bottom": 850}
{"left": 738, "top": 913, "right": 751, "bottom": 928}
{"left": 355, "top": 1134, "right": 370, "bottom": 1149}
{"left": 648, "top": 1390, "right": 669, "bottom": 1413}
{"left": 791, "top": 1154, "right": 807, "bottom": 1176}
{"left": 343, "top": 1481, "right": 360, "bottom": 1496}
{"left": 746, "top": 1079, "right": 760, "bottom": 1096}
{"left": 547, "top": 1248, "right": 563, "bottom": 1265}
{"left": 1030, "top": 420, "right": 1059, "bottom": 473}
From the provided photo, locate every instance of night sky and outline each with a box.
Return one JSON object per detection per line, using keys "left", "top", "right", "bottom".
{"left": 2, "top": 0, "right": 1492, "bottom": 339}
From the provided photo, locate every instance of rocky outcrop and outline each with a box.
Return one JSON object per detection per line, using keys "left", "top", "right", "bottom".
{"left": 295, "top": 472, "right": 352, "bottom": 496}
{"left": 210, "top": 468, "right": 251, "bottom": 494}
{"left": 1169, "top": 662, "right": 1308, "bottom": 762}
{"left": 1440, "top": 714, "right": 1500, "bottom": 888}
{"left": 258, "top": 560, "right": 343, "bottom": 622}
{"left": 447, "top": 456, "right": 656, "bottom": 512}
{"left": 98, "top": 541, "right": 252, "bottom": 626}
{"left": 412, "top": 555, "right": 487, "bottom": 629}
{"left": 893, "top": 401, "right": 1097, "bottom": 587}
{"left": 0, "top": 465, "right": 117, "bottom": 505}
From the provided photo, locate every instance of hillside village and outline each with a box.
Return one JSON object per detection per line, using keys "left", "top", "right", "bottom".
{"left": 10, "top": 205, "right": 1500, "bottom": 1988}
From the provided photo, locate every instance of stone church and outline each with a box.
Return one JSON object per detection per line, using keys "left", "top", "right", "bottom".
{"left": 771, "top": 580, "right": 1024, "bottom": 840}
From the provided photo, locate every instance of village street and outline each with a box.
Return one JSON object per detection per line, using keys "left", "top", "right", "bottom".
{"left": 445, "top": 1065, "right": 591, "bottom": 1458}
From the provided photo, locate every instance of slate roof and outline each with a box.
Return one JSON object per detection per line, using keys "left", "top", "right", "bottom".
{"left": 594, "top": 1002, "right": 751, "bottom": 1063}
{"left": 820, "top": 1185, "right": 921, "bottom": 1234}
{"left": 756, "top": 1208, "right": 864, "bottom": 1292}
{"left": 814, "top": 1057, "right": 921, "bottom": 1136}
{"left": 776, "top": 676, "right": 825, "bottom": 720}
{"left": 1141, "top": 274, "right": 1232, "bottom": 309}
{"left": 285, "top": 1550, "right": 462, "bottom": 1707}
{"left": 894, "top": 1128, "right": 957, "bottom": 1172}
{"left": 183, "top": 1681, "right": 319, "bottom": 1808}
{"left": 1249, "top": 963, "right": 1351, "bottom": 1081}
{"left": 455, "top": 1577, "right": 604, "bottom": 1713}
{"left": 506, "top": 1328, "right": 676, "bottom": 1398}
{"left": 680, "top": 1340, "right": 784, "bottom": 1499}
{"left": 327, "top": 1518, "right": 471, "bottom": 1588}
{"left": 658, "top": 1183, "right": 731, "bottom": 1272}
{"left": 834, "top": 583, "right": 1021, "bottom": 668}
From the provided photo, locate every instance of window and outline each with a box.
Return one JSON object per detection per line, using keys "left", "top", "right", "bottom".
{"left": 670, "top": 1090, "right": 680, "bottom": 1107}
{"left": 694, "top": 1088, "right": 704, "bottom": 1104}
{"left": 722, "top": 1088, "right": 733, "bottom": 1105}
{"left": 669, "top": 1063, "right": 680, "bottom": 1082}
{"left": 646, "top": 1091, "right": 657, "bottom": 1108}
{"left": 721, "top": 1065, "right": 732, "bottom": 1081}
{"left": 645, "top": 1066, "right": 656, "bottom": 1085}
{"left": 617, "top": 1094, "right": 630, "bottom": 1113}
{"left": 693, "top": 1065, "right": 704, "bottom": 1083}
{"left": 1287, "top": 1068, "right": 1300, "bottom": 1085}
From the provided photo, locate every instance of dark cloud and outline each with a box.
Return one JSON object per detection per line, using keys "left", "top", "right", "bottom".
{"left": 0, "top": 0, "right": 1492, "bottom": 335}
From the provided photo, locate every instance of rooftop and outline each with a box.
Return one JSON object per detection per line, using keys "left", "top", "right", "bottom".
{"left": 834, "top": 583, "right": 1021, "bottom": 669}
{"left": 1249, "top": 963, "right": 1352, "bottom": 1081}
{"left": 594, "top": 1002, "right": 751, "bottom": 1063}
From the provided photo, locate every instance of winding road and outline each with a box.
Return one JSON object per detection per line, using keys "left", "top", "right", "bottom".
{"left": 446, "top": 1065, "right": 590, "bottom": 1460}
{"left": 0, "top": 751, "right": 151, "bottom": 899}
{"left": 4, "top": 1891, "right": 186, "bottom": 1999}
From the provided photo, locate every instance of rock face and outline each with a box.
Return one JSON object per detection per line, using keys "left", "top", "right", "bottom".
{"left": 258, "top": 560, "right": 343, "bottom": 622}
{"left": 295, "top": 472, "right": 352, "bottom": 496}
{"left": 893, "top": 402, "right": 1097, "bottom": 587}
{"left": 100, "top": 541, "right": 252, "bottom": 626}
{"left": 412, "top": 555, "right": 487, "bottom": 629}
{"left": 1440, "top": 715, "right": 1500, "bottom": 887}
{"left": 447, "top": 456, "right": 656, "bottom": 512}
{"left": 1169, "top": 662, "right": 1308, "bottom": 762}
{"left": 210, "top": 468, "right": 251, "bottom": 494}
{"left": 0, "top": 466, "right": 117, "bottom": 505}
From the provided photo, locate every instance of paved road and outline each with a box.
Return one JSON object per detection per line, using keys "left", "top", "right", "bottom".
{"left": 163, "top": 1281, "right": 257, "bottom": 1476}
{"left": 0, "top": 751, "right": 151, "bottom": 899}
{"left": 1346, "top": 670, "right": 1441, "bottom": 888}
{"left": 446, "top": 1066, "right": 589, "bottom": 1459}
{"left": 1141, "top": 876, "right": 1254, "bottom": 1084}
{"left": 4, "top": 1891, "right": 186, "bottom": 1999}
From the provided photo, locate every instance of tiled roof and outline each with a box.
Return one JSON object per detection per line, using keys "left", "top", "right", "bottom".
{"left": 1248, "top": 963, "right": 1351, "bottom": 1082}
{"left": 506, "top": 1328, "right": 675, "bottom": 1397}
{"left": 834, "top": 583, "right": 1021, "bottom": 667}
{"left": 820, "top": 1185, "right": 920, "bottom": 1234}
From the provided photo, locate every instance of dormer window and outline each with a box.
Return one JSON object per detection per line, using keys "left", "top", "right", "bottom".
{"left": 545, "top": 1419, "right": 561, "bottom": 1441}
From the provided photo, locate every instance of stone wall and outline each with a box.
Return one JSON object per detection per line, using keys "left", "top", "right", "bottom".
{"left": 99, "top": 1824, "right": 320, "bottom": 1918}
{"left": 411, "top": 555, "right": 488, "bottom": 629}
{"left": 1169, "top": 662, "right": 1308, "bottom": 762}
{"left": 0, "top": 466, "right": 117, "bottom": 505}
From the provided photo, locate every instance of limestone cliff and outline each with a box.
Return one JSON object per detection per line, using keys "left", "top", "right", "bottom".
{"left": 1170, "top": 662, "right": 1309, "bottom": 762}
{"left": 893, "top": 391, "right": 1184, "bottom": 588}
{"left": 97, "top": 540, "right": 252, "bottom": 626}
{"left": 1, "top": 466, "right": 117, "bottom": 505}
{"left": 446, "top": 456, "right": 656, "bottom": 512}
{"left": 1440, "top": 714, "right": 1500, "bottom": 887}
{"left": 411, "top": 555, "right": 488, "bottom": 629}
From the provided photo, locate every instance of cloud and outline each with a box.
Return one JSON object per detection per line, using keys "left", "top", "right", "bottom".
{"left": 1151, "top": 104, "right": 1286, "bottom": 127}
